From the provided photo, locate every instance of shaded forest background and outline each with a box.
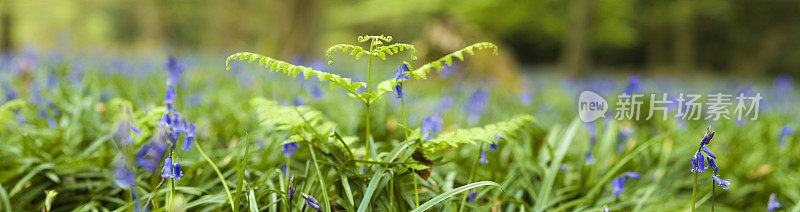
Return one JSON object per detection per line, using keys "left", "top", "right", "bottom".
{"left": 2, "top": 0, "right": 799, "bottom": 77}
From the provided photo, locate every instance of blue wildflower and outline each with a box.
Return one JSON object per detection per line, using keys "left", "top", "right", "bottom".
{"left": 282, "top": 142, "right": 300, "bottom": 158}
{"left": 520, "top": 90, "right": 531, "bottom": 106}
{"left": 617, "top": 127, "right": 633, "bottom": 152}
{"left": 585, "top": 151, "right": 596, "bottom": 165}
{"left": 711, "top": 175, "right": 730, "bottom": 190}
{"left": 114, "top": 162, "right": 135, "bottom": 187}
{"left": 165, "top": 56, "right": 185, "bottom": 86}
{"left": 768, "top": 193, "right": 781, "bottom": 211}
{"left": 587, "top": 122, "right": 597, "bottom": 147}
{"left": 611, "top": 172, "right": 641, "bottom": 197}
{"left": 394, "top": 84, "right": 404, "bottom": 99}
{"left": 435, "top": 96, "right": 453, "bottom": 113}
{"left": 3, "top": 85, "right": 17, "bottom": 101}
{"left": 465, "top": 89, "right": 488, "bottom": 125}
{"left": 135, "top": 138, "right": 166, "bottom": 171}
{"left": 707, "top": 157, "right": 718, "bottom": 174}
{"left": 701, "top": 146, "right": 716, "bottom": 159}
{"left": 164, "top": 86, "right": 177, "bottom": 109}
{"left": 311, "top": 84, "right": 323, "bottom": 99}
{"left": 301, "top": 193, "right": 321, "bottom": 211}
{"left": 489, "top": 135, "right": 504, "bottom": 151}
{"left": 161, "top": 157, "right": 183, "bottom": 180}
{"left": 779, "top": 126, "right": 793, "bottom": 146}
{"left": 181, "top": 123, "right": 195, "bottom": 151}
{"left": 622, "top": 76, "right": 641, "bottom": 95}
{"left": 294, "top": 96, "right": 306, "bottom": 106}
{"left": 467, "top": 190, "right": 477, "bottom": 203}
{"left": 394, "top": 63, "right": 410, "bottom": 82}
{"left": 479, "top": 149, "right": 488, "bottom": 164}
{"left": 420, "top": 114, "right": 443, "bottom": 140}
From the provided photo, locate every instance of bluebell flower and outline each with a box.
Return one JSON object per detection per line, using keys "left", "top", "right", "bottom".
{"left": 421, "top": 114, "right": 443, "bottom": 140}
{"left": 467, "top": 190, "right": 477, "bottom": 203}
{"left": 294, "top": 96, "right": 306, "bottom": 106}
{"left": 701, "top": 146, "right": 716, "bottom": 159}
{"left": 622, "top": 76, "right": 641, "bottom": 95}
{"left": 479, "top": 149, "right": 488, "bottom": 164}
{"left": 394, "top": 63, "right": 410, "bottom": 82}
{"left": 161, "top": 157, "right": 183, "bottom": 180}
{"left": 257, "top": 138, "right": 264, "bottom": 149}
{"left": 779, "top": 126, "right": 793, "bottom": 146}
{"left": 768, "top": 193, "right": 781, "bottom": 211}
{"left": 114, "top": 162, "right": 135, "bottom": 187}
{"left": 301, "top": 193, "right": 321, "bottom": 211}
{"left": 439, "top": 62, "right": 456, "bottom": 77}
{"left": 435, "top": 96, "right": 453, "bottom": 114}
{"left": 691, "top": 153, "right": 707, "bottom": 173}
{"left": 165, "top": 56, "right": 185, "bottom": 86}
{"left": 711, "top": 175, "right": 730, "bottom": 190}
{"left": 774, "top": 75, "right": 792, "bottom": 96}
{"left": 489, "top": 135, "right": 504, "bottom": 151}
{"left": 164, "top": 86, "right": 177, "bottom": 109}
{"left": 182, "top": 123, "right": 195, "bottom": 151}
{"left": 585, "top": 151, "right": 596, "bottom": 165}
{"left": 465, "top": 90, "right": 488, "bottom": 125}
{"left": 136, "top": 135, "right": 166, "bottom": 171}
{"left": 611, "top": 172, "right": 641, "bottom": 197}
{"left": 394, "top": 84, "right": 404, "bottom": 99}
{"left": 707, "top": 157, "right": 718, "bottom": 174}
{"left": 3, "top": 85, "right": 17, "bottom": 101}
{"left": 520, "top": 90, "right": 531, "bottom": 106}
{"left": 282, "top": 142, "right": 300, "bottom": 158}
{"left": 311, "top": 84, "right": 323, "bottom": 99}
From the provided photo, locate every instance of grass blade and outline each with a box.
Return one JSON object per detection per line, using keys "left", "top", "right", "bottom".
{"left": 411, "top": 181, "right": 503, "bottom": 212}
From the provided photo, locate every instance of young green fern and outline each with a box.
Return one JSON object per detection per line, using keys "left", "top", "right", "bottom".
{"left": 250, "top": 98, "right": 340, "bottom": 143}
{"left": 422, "top": 115, "right": 535, "bottom": 155}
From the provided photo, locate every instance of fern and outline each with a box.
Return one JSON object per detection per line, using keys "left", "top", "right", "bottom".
{"left": 373, "top": 43, "right": 417, "bottom": 60}
{"left": 250, "top": 97, "right": 339, "bottom": 143}
{"left": 421, "top": 115, "right": 535, "bottom": 155}
{"left": 226, "top": 52, "right": 365, "bottom": 95}
{"left": 408, "top": 42, "right": 498, "bottom": 80}
{"left": 325, "top": 44, "right": 369, "bottom": 65}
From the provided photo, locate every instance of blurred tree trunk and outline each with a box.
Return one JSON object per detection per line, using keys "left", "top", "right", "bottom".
{"left": 1, "top": 0, "right": 13, "bottom": 54}
{"left": 645, "top": 1, "right": 669, "bottom": 73}
{"left": 137, "top": 0, "right": 163, "bottom": 49}
{"left": 673, "top": 0, "right": 694, "bottom": 73}
{"left": 561, "top": 0, "right": 592, "bottom": 76}
{"left": 733, "top": 28, "right": 786, "bottom": 76}
{"left": 278, "top": 0, "right": 319, "bottom": 59}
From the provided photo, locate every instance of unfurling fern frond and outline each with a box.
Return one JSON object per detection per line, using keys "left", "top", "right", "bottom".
{"left": 422, "top": 115, "right": 535, "bottom": 155}
{"left": 408, "top": 42, "right": 499, "bottom": 80}
{"left": 250, "top": 97, "right": 339, "bottom": 143}
{"left": 325, "top": 44, "right": 369, "bottom": 65}
{"left": 226, "top": 52, "right": 365, "bottom": 95}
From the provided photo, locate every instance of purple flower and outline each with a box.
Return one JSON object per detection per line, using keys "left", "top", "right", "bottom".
{"left": 114, "top": 162, "right": 135, "bottom": 187}
{"left": 161, "top": 157, "right": 183, "bottom": 180}
{"left": 394, "top": 84, "right": 404, "bottom": 99}
{"left": 294, "top": 96, "right": 306, "bottom": 106}
{"left": 520, "top": 90, "right": 531, "bottom": 106}
{"left": 489, "top": 135, "right": 504, "bottom": 151}
{"left": 164, "top": 86, "right": 177, "bottom": 109}
{"left": 701, "top": 145, "right": 716, "bottom": 159}
{"left": 587, "top": 122, "right": 597, "bottom": 147}
{"left": 622, "top": 76, "right": 641, "bottom": 95}
{"left": 421, "top": 114, "right": 443, "bottom": 140}
{"left": 479, "top": 149, "right": 488, "bottom": 164}
{"left": 585, "top": 151, "right": 596, "bottom": 165}
{"left": 691, "top": 153, "right": 707, "bottom": 173}
{"left": 768, "top": 193, "right": 781, "bottom": 211}
{"left": 181, "top": 123, "right": 195, "bottom": 151}
{"left": 707, "top": 157, "right": 718, "bottom": 174}
{"left": 711, "top": 175, "right": 731, "bottom": 190}
{"left": 301, "top": 193, "right": 321, "bottom": 211}
{"left": 617, "top": 127, "right": 633, "bottom": 152}
{"left": 310, "top": 85, "right": 323, "bottom": 99}
{"left": 611, "top": 172, "right": 641, "bottom": 197}
{"left": 467, "top": 190, "right": 477, "bottom": 203}
{"left": 779, "top": 126, "right": 793, "bottom": 146}
{"left": 394, "top": 63, "right": 410, "bottom": 82}
{"left": 165, "top": 56, "right": 185, "bottom": 86}
{"left": 3, "top": 85, "right": 17, "bottom": 101}
{"left": 465, "top": 90, "right": 488, "bottom": 125}
{"left": 135, "top": 139, "right": 166, "bottom": 171}
{"left": 282, "top": 142, "right": 299, "bottom": 158}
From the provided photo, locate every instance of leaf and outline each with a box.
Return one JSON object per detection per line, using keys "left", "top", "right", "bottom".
{"left": 411, "top": 181, "right": 503, "bottom": 212}
{"left": 407, "top": 42, "right": 498, "bottom": 80}
{"left": 226, "top": 52, "right": 365, "bottom": 95}
{"left": 357, "top": 169, "right": 392, "bottom": 212}
{"left": 422, "top": 115, "right": 535, "bottom": 155}
{"left": 534, "top": 119, "right": 581, "bottom": 211}
{"left": 248, "top": 189, "right": 259, "bottom": 212}
{"left": 250, "top": 98, "right": 337, "bottom": 142}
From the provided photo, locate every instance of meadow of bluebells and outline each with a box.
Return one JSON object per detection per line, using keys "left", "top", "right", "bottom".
{"left": 1, "top": 47, "right": 799, "bottom": 212}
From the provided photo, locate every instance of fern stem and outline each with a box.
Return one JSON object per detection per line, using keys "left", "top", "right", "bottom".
{"left": 365, "top": 38, "right": 375, "bottom": 162}
{"left": 691, "top": 172, "right": 697, "bottom": 212}
{"left": 412, "top": 171, "right": 420, "bottom": 208}
{"left": 195, "top": 141, "right": 236, "bottom": 211}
